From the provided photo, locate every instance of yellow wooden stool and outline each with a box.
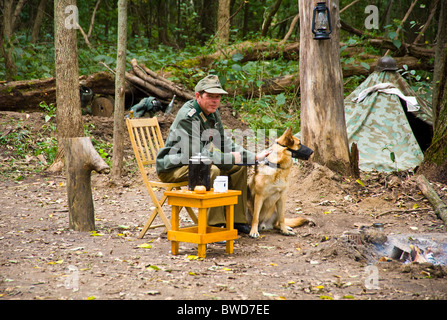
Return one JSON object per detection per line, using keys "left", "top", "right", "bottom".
{"left": 165, "top": 189, "right": 241, "bottom": 258}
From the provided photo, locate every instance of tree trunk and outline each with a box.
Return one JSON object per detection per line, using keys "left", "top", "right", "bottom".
{"left": 64, "top": 137, "right": 110, "bottom": 231}
{"left": 261, "top": 0, "right": 283, "bottom": 37}
{"left": 418, "top": 0, "right": 447, "bottom": 183}
{"left": 30, "top": 0, "right": 49, "bottom": 44}
{"left": 87, "top": 0, "right": 101, "bottom": 39}
{"left": 112, "top": 0, "right": 128, "bottom": 180}
{"left": 1, "top": 0, "right": 26, "bottom": 81}
{"left": 299, "top": 0, "right": 351, "bottom": 175}
{"left": 418, "top": 74, "right": 447, "bottom": 182}
{"left": 242, "top": 0, "right": 250, "bottom": 38}
{"left": 280, "top": 14, "right": 299, "bottom": 45}
{"left": 200, "top": 0, "right": 217, "bottom": 43}
{"left": 432, "top": 0, "right": 447, "bottom": 125}
{"left": 52, "top": 0, "right": 84, "bottom": 172}
{"left": 156, "top": 1, "right": 168, "bottom": 44}
{"left": 217, "top": 0, "right": 231, "bottom": 45}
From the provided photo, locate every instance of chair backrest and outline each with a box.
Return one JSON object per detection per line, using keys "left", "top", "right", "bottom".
{"left": 126, "top": 117, "right": 164, "bottom": 167}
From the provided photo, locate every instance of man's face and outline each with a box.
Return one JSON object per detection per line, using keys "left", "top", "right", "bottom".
{"left": 196, "top": 92, "right": 222, "bottom": 115}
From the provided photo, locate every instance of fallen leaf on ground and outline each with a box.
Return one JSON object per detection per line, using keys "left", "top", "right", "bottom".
{"left": 137, "top": 243, "right": 152, "bottom": 249}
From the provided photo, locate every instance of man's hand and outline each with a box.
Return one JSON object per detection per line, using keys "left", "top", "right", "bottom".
{"left": 232, "top": 149, "right": 271, "bottom": 164}
{"left": 231, "top": 152, "right": 242, "bottom": 164}
{"left": 255, "top": 149, "right": 272, "bottom": 161}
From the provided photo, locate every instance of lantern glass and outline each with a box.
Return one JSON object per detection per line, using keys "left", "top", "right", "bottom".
{"left": 312, "top": 2, "right": 332, "bottom": 40}
{"left": 315, "top": 12, "right": 328, "bottom": 31}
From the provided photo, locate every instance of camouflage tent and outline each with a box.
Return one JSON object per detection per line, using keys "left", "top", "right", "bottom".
{"left": 344, "top": 68, "right": 432, "bottom": 172}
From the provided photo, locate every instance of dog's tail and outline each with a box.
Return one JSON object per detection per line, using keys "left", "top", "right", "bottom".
{"left": 285, "top": 217, "right": 310, "bottom": 228}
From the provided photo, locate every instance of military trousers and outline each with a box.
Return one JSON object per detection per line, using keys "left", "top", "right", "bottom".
{"left": 158, "top": 165, "right": 248, "bottom": 226}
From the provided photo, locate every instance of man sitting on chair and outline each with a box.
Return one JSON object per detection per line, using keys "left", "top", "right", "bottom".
{"left": 155, "top": 75, "right": 269, "bottom": 234}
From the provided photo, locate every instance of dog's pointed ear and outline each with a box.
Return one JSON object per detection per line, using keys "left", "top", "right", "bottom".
{"left": 277, "top": 126, "right": 294, "bottom": 147}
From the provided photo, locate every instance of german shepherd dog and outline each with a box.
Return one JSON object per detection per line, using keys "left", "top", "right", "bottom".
{"left": 247, "top": 127, "right": 313, "bottom": 238}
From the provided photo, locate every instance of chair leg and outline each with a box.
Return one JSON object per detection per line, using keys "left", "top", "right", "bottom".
{"left": 138, "top": 203, "right": 171, "bottom": 239}
{"left": 139, "top": 185, "right": 196, "bottom": 239}
{"left": 154, "top": 193, "right": 171, "bottom": 228}
{"left": 138, "top": 207, "right": 164, "bottom": 238}
{"left": 139, "top": 186, "right": 173, "bottom": 238}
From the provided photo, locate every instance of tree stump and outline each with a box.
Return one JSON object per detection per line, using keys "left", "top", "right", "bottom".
{"left": 64, "top": 137, "right": 110, "bottom": 231}
{"left": 349, "top": 143, "right": 360, "bottom": 179}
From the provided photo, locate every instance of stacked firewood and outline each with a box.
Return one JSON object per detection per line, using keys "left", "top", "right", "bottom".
{"left": 125, "top": 58, "right": 194, "bottom": 103}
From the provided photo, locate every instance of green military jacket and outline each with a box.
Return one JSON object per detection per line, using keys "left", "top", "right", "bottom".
{"left": 156, "top": 100, "right": 255, "bottom": 174}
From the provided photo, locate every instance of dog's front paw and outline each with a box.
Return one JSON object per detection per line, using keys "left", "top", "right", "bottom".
{"left": 249, "top": 227, "right": 260, "bottom": 238}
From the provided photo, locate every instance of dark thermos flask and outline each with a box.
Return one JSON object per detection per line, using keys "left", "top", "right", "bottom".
{"left": 188, "top": 154, "right": 212, "bottom": 191}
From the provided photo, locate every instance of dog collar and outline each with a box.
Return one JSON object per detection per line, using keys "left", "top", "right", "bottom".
{"left": 259, "top": 158, "right": 280, "bottom": 169}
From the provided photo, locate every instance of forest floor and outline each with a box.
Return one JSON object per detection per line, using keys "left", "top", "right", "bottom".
{"left": 1, "top": 105, "right": 447, "bottom": 303}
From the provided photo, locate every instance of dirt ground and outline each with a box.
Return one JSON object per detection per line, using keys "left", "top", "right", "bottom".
{"left": 1, "top": 106, "right": 447, "bottom": 302}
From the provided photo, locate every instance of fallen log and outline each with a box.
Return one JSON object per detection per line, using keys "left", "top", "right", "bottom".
{"left": 230, "top": 74, "right": 299, "bottom": 97}
{"left": 186, "top": 38, "right": 435, "bottom": 69}
{"left": 80, "top": 71, "right": 117, "bottom": 96}
{"left": 416, "top": 174, "right": 447, "bottom": 226}
{"left": 0, "top": 78, "right": 56, "bottom": 112}
{"left": 226, "top": 55, "right": 427, "bottom": 97}
{"left": 367, "top": 38, "right": 436, "bottom": 59}
{"left": 339, "top": 20, "right": 437, "bottom": 59}
{"left": 342, "top": 55, "right": 430, "bottom": 77}
{"left": 0, "top": 72, "right": 117, "bottom": 112}
{"left": 139, "top": 64, "right": 195, "bottom": 101}
{"left": 125, "top": 70, "right": 171, "bottom": 100}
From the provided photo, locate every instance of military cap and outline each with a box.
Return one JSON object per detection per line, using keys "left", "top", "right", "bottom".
{"left": 194, "top": 75, "right": 228, "bottom": 95}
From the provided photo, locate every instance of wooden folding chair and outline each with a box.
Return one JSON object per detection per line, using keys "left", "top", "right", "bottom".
{"left": 126, "top": 117, "right": 197, "bottom": 238}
